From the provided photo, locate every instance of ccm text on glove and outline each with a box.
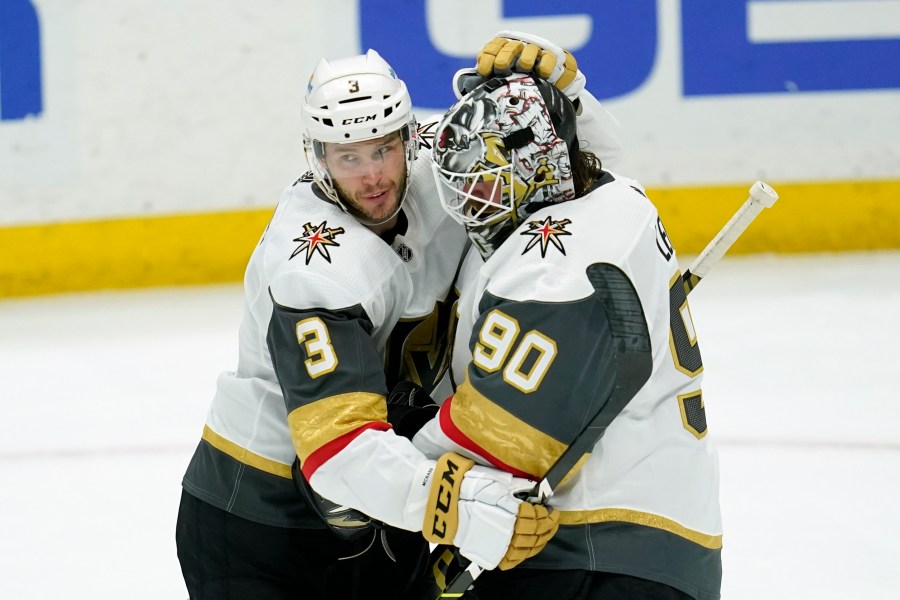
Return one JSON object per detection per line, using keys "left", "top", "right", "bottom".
{"left": 422, "top": 452, "right": 559, "bottom": 570}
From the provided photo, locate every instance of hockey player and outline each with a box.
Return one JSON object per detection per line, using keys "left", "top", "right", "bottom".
{"left": 174, "top": 49, "right": 460, "bottom": 599}
{"left": 416, "top": 71, "right": 723, "bottom": 599}
{"left": 176, "top": 37, "right": 624, "bottom": 598}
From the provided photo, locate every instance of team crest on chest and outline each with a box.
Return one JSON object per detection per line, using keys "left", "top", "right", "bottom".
{"left": 290, "top": 221, "right": 345, "bottom": 264}
{"left": 520, "top": 216, "right": 572, "bottom": 257}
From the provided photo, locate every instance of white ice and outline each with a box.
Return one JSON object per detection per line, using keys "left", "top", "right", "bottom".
{"left": 1, "top": 251, "right": 898, "bottom": 599}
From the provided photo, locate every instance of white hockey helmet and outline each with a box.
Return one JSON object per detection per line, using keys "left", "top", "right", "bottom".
{"left": 431, "top": 74, "right": 577, "bottom": 259}
{"left": 301, "top": 50, "right": 417, "bottom": 223}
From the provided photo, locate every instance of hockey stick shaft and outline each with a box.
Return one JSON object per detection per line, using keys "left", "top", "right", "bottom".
{"left": 682, "top": 181, "right": 778, "bottom": 294}
{"left": 427, "top": 181, "right": 779, "bottom": 599}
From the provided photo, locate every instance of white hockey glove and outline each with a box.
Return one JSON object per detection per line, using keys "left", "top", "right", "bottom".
{"left": 475, "top": 30, "right": 586, "bottom": 101}
{"left": 417, "top": 452, "right": 559, "bottom": 571}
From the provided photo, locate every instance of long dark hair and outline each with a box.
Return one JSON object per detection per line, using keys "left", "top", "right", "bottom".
{"left": 571, "top": 142, "right": 604, "bottom": 198}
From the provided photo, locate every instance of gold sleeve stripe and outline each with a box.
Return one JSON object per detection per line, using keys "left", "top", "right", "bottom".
{"left": 287, "top": 391, "right": 388, "bottom": 464}
{"left": 201, "top": 425, "right": 292, "bottom": 479}
{"left": 447, "top": 376, "right": 566, "bottom": 480}
{"left": 558, "top": 507, "right": 723, "bottom": 550}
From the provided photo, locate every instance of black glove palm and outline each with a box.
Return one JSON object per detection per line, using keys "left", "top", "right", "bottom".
{"left": 386, "top": 381, "right": 438, "bottom": 440}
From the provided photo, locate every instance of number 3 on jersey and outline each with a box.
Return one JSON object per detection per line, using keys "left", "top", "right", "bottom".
{"left": 296, "top": 317, "right": 338, "bottom": 378}
{"left": 473, "top": 309, "right": 557, "bottom": 394}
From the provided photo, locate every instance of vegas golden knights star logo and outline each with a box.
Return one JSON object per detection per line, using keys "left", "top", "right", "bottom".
{"left": 520, "top": 216, "right": 572, "bottom": 257}
{"left": 290, "top": 221, "right": 345, "bottom": 264}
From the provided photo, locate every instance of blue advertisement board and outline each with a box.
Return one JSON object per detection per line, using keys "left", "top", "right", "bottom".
{"left": 3, "top": 1, "right": 898, "bottom": 120}
{"left": 0, "top": 0, "right": 42, "bottom": 120}
{"left": 361, "top": 0, "right": 900, "bottom": 108}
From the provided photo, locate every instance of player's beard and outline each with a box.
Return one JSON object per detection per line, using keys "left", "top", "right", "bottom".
{"left": 336, "top": 170, "right": 408, "bottom": 227}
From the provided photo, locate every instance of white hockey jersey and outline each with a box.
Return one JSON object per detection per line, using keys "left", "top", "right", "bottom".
{"left": 182, "top": 94, "right": 627, "bottom": 533}
{"left": 182, "top": 139, "right": 467, "bottom": 528}
{"left": 413, "top": 172, "right": 723, "bottom": 599}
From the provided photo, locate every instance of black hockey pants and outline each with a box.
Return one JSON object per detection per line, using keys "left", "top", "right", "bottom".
{"left": 176, "top": 489, "right": 428, "bottom": 599}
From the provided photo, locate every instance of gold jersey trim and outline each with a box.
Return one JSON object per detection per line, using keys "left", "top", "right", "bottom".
{"left": 558, "top": 507, "right": 723, "bottom": 550}
{"left": 201, "top": 424, "right": 293, "bottom": 479}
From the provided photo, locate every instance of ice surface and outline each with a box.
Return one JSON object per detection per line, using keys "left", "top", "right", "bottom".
{"left": 1, "top": 251, "right": 898, "bottom": 598}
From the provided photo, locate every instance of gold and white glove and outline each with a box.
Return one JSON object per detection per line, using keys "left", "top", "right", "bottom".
{"left": 474, "top": 30, "right": 586, "bottom": 101}
{"left": 419, "top": 452, "right": 560, "bottom": 571}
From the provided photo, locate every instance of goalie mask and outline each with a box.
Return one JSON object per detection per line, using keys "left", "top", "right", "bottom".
{"left": 431, "top": 74, "right": 577, "bottom": 259}
{"left": 301, "top": 50, "right": 417, "bottom": 227}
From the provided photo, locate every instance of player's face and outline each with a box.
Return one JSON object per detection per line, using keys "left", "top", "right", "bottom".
{"left": 461, "top": 177, "right": 505, "bottom": 221}
{"left": 323, "top": 132, "right": 407, "bottom": 227}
